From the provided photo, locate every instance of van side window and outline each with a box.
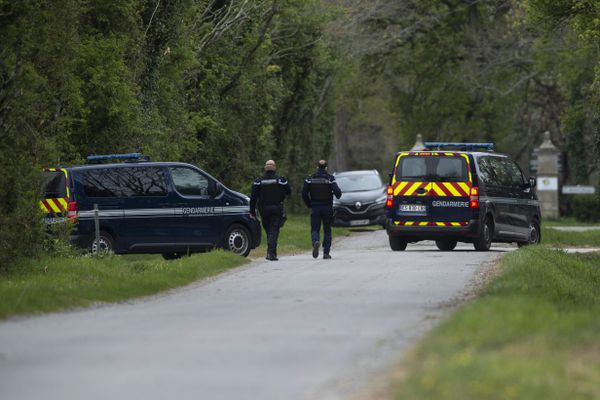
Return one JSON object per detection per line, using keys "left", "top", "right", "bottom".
{"left": 83, "top": 169, "right": 122, "bottom": 197}
{"left": 119, "top": 167, "right": 168, "bottom": 197}
{"left": 170, "top": 167, "right": 210, "bottom": 197}
{"left": 503, "top": 159, "right": 525, "bottom": 186}
{"left": 477, "top": 157, "right": 498, "bottom": 185}
{"left": 488, "top": 157, "right": 512, "bottom": 186}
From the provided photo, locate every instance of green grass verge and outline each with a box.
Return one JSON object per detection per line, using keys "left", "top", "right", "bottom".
{"left": 543, "top": 217, "right": 600, "bottom": 227}
{"left": 390, "top": 246, "right": 600, "bottom": 400}
{"left": 0, "top": 250, "right": 247, "bottom": 319}
{"left": 0, "top": 213, "right": 364, "bottom": 319}
{"left": 542, "top": 227, "right": 600, "bottom": 247}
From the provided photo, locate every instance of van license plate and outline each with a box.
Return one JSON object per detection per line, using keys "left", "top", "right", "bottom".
{"left": 349, "top": 219, "right": 369, "bottom": 226}
{"left": 400, "top": 204, "right": 426, "bottom": 212}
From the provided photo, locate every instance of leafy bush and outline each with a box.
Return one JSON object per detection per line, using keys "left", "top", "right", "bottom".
{"left": 570, "top": 194, "right": 600, "bottom": 222}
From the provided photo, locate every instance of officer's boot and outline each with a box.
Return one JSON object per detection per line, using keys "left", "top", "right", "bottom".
{"left": 323, "top": 251, "right": 331, "bottom": 260}
{"left": 272, "top": 250, "right": 279, "bottom": 261}
{"left": 312, "top": 241, "right": 320, "bottom": 259}
{"left": 266, "top": 251, "right": 275, "bottom": 261}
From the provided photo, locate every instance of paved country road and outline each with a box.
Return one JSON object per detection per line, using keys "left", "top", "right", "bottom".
{"left": 0, "top": 231, "right": 511, "bottom": 400}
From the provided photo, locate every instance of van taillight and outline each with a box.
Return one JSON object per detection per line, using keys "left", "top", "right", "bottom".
{"left": 386, "top": 186, "right": 394, "bottom": 208}
{"left": 67, "top": 201, "right": 78, "bottom": 221}
{"left": 469, "top": 187, "right": 479, "bottom": 209}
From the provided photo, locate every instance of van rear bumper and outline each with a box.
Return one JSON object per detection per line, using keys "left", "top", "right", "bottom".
{"left": 386, "top": 218, "right": 480, "bottom": 240}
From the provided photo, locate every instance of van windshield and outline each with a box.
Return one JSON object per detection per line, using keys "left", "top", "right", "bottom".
{"left": 336, "top": 173, "right": 382, "bottom": 192}
{"left": 42, "top": 171, "right": 66, "bottom": 198}
{"left": 396, "top": 156, "right": 469, "bottom": 182}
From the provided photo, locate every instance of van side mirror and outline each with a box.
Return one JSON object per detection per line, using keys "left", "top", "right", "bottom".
{"left": 208, "top": 181, "right": 223, "bottom": 197}
{"left": 529, "top": 177, "right": 536, "bottom": 188}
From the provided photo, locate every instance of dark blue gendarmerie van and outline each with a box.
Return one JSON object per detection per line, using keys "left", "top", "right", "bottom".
{"left": 41, "top": 154, "right": 261, "bottom": 258}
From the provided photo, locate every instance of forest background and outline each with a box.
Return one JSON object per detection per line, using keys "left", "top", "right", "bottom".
{"left": 1, "top": 0, "right": 599, "bottom": 270}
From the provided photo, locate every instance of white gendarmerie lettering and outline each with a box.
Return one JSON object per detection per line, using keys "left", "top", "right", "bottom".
{"left": 182, "top": 207, "right": 215, "bottom": 215}
{"left": 431, "top": 200, "right": 469, "bottom": 208}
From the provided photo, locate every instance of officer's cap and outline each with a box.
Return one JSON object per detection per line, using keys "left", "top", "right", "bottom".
{"left": 265, "top": 159, "right": 276, "bottom": 171}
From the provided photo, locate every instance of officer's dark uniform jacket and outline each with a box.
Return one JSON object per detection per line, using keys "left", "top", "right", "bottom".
{"left": 250, "top": 171, "right": 290, "bottom": 216}
{"left": 302, "top": 170, "right": 341, "bottom": 208}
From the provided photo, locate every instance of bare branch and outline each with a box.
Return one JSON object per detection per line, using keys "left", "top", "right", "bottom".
{"left": 144, "top": 0, "right": 161, "bottom": 37}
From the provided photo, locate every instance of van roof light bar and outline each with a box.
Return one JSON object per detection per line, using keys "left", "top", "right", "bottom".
{"left": 424, "top": 142, "right": 494, "bottom": 151}
{"left": 86, "top": 153, "right": 149, "bottom": 164}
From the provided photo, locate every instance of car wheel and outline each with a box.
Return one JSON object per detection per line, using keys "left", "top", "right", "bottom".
{"left": 518, "top": 220, "right": 541, "bottom": 247}
{"left": 435, "top": 239, "right": 457, "bottom": 251}
{"left": 90, "top": 230, "right": 114, "bottom": 254}
{"left": 224, "top": 224, "right": 251, "bottom": 257}
{"left": 473, "top": 217, "right": 493, "bottom": 251}
{"left": 389, "top": 235, "right": 407, "bottom": 251}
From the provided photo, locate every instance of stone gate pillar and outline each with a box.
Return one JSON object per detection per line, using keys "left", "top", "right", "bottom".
{"left": 411, "top": 134, "right": 426, "bottom": 151}
{"left": 535, "top": 131, "right": 560, "bottom": 218}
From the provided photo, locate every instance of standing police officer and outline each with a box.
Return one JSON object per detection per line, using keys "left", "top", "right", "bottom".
{"left": 302, "top": 160, "right": 342, "bottom": 259}
{"left": 250, "top": 160, "right": 291, "bottom": 261}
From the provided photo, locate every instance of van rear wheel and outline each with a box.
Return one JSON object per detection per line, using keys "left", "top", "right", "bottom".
{"left": 224, "top": 224, "right": 251, "bottom": 257}
{"left": 473, "top": 218, "right": 493, "bottom": 251}
{"left": 389, "top": 236, "right": 407, "bottom": 251}
{"left": 90, "top": 230, "right": 114, "bottom": 254}
{"left": 436, "top": 239, "right": 457, "bottom": 251}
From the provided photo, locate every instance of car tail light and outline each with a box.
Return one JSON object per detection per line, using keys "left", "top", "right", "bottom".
{"left": 386, "top": 186, "right": 394, "bottom": 208}
{"left": 469, "top": 187, "right": 479, "bottom": 209}
{"left": 67, "top": 201, "right": 78, "bottom": 221}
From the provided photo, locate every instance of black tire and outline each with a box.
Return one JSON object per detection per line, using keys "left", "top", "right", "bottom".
{"left": 162, "top": 252, "right": 184, "bottom": 260}
{"left": 435, "top": 239, "right": 457, "bottom": 251}
{"left": 518, "top": 220, "right": 541, "bottom": 247}
{"left": 223, "top": 224, "right": 252, "bottom": 257}
{"left": 389, "top": 236, "right": 407, "bottom": 251}
{"left": 90, "top": 230, "right": 115, "bottom": 254}
{"left": 473, "top": 217, "right": 493, "bottom": 251}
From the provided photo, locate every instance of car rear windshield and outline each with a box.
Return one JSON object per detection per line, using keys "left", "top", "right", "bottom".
{"left": 42, "top": 171, "right": 67, "bottom": 198}
{"left": 336, "top": 174, "right": 382, "bottom": 192}
{"left": 396, "top": 156, "right": 469, "bottom": 182}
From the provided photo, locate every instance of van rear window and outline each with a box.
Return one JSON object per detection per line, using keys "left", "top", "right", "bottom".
{"left": 42, "top": 171, "right": 67, "bottom": 199}
{"left": 396, "top": 156, "right": 468, "bottom": 182}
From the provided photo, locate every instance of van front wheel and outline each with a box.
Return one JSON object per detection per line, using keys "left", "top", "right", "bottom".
{"left": 224, "top": 224, "right": 251, "bottom": 257}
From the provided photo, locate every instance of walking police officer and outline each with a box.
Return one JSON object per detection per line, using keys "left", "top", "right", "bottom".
{"left": 250, "top": 160, "right": 291, "bottom": 261}
{"left": 302, "top": 160, "right": 342, "bottom": 259}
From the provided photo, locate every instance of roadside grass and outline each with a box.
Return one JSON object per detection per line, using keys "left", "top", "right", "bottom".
{"left": 543, "top": 217, "right": 600, "bottom": 227}
{"left": 0, "top": 250, "right": 247, "bottom": 319}
{"left": 0, "top": 213, "right": 368, "bottom": 319}
{"left": 390, "top": 246, "right": 600, "bottom": 400}
{"left": 542, "top": 227, "right": 600, "bottom": 247}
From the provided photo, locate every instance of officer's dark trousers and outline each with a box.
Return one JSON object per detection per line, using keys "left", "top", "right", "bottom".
{"left": 260, "top": 204, "right": 283, "bottom": 254}
{"left": 310, "top": 205, "right": 333, "bottom": 253}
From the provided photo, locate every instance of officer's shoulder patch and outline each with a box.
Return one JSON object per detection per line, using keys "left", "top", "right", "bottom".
{"left": 279, "top": 176, "right": 288, "bottom": 183}
{"left": 253, "top": 177, "right": 262, "bottom": 185}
